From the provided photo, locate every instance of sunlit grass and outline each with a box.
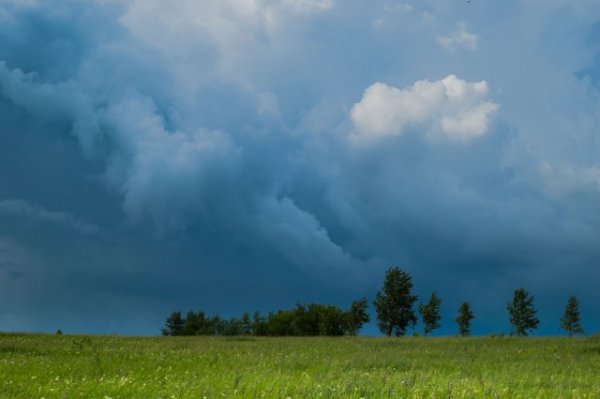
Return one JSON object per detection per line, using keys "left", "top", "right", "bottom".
{"left": 1, "top": 333, "right": 599, "bottom": 398}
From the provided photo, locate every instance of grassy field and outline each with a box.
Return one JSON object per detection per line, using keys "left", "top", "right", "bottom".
{"left": 1, "top": 333, "right": 600, "bottom": 398}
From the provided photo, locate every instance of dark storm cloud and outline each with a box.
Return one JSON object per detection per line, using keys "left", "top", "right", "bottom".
{"left": 0, "top": 0, "right": 598, "bottom": 335}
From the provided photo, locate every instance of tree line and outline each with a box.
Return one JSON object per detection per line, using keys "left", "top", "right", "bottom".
{"left": 162, "top": 266, "right": 584, "bottom": 337}
{"left": 372, "top": 267, "right": 583, "bottom": 337}
{"left": 162, "top": 299, "right": 369, "bottom": 337}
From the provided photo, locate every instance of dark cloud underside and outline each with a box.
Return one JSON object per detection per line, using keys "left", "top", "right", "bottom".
{"left": 0, "top": 0, "right": 598, "bottom": 335}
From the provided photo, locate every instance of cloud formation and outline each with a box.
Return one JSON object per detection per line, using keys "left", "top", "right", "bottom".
{"left": 350, "top": 75, "right": 499, "bottom": 143}
{"left": 0, "top": 0, "right": 598, "bottom": 335}
{"left": 0, "top": 200, "right": 99, "bottom": 235}
{"left": 438, "top": 24, "right": 479, "bottom": 52}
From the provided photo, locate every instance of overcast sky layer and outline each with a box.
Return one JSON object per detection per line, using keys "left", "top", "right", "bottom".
{"left": 0, "top": 0, "right": 599, "bottom": 336}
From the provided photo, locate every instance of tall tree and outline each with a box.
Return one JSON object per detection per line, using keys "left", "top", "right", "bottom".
{"left": 347, "top": 297, "right": 370, "bottom": 336}
{"left": 240, "top": 312, "right": 252, "bottom": 335}
{"left": 252, "top": 311, "right": 268, "bottom": 336}
{"left": 455, "top": 302, "right": 474, "bottom": 337}
{"left": 183, "top": 310, "right": 202, "bottom": 336}
{"left": 507, "top": 288, "right": 539, "bottom": 336}
{"left": 418, "top": 292, "right": 442, "bottom": 336}
{"left": 162, "top": 311, "right": 185, "bottom": 336}
{"left": 560, "top": 296, "right": 584, "bottom": 337}
{"left": 374, "top": 267, "right": 418, "bottom": 336}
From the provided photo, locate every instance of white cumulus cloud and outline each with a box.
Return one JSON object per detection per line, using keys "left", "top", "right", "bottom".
{"left": 350, "top": 75, "right": 499, "bottom": 144}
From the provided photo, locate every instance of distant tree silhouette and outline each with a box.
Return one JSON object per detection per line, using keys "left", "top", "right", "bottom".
{"left": 183, "top": 311, "right": 204, "bottom": 336}
{"left": 455, "top": 302, "right": 474, "bottom": 337}
{"left": 163, "top": 298, "right": 370, "bottom": 337}
{"left": 222, "top": 318, "right": 243, "bottom": 336}
{"left": 208, "top": 315, "right": 225, "bottom": 335}
{"left": 374, "top": 267, "right": 418, "bottom": 336}
{"left": 311, "top": 304, "right": 348, "bottom": 335}
{"left": 291, "top": 304, "right": 315, "bottom": 336}
{"left": 162, "top": 311, "right": 185, "bottom": 336}
{"left": 252, "top": 311, "right": 268, "bottom": 336}
{"left": 347, "top": 297, "right": 370, "bottom": 336}
{"left": 507, "top": 288, "right": 539, "bottom": 336}
{"left": 284, "top": 304, "right": 347, "bottom": 336}
{"left": 560, "top": 296, "right": 584, "bottom": 337}
{"left": 266, "top": 310, "right": 296, "bottom": 336}
{"left": 418, "top": 292, "right": 442, "bottom": 336}
{"left": 240, "top": 312, "right": 252, "bottom": 335}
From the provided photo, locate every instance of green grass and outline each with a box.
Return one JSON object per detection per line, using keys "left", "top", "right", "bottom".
{"left": 1, "top": 334, "right": 600, "bottom": 398}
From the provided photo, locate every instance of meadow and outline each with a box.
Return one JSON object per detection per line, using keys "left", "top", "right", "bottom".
{"left": 1, "top": 333, "right": 600, "bottom": 398}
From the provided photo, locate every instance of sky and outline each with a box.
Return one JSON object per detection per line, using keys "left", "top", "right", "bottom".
{"left": 0, "top": 0, "right": 599, "bottom": 336}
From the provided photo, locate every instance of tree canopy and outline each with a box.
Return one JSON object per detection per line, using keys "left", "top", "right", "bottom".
{"left": 161, "top": 271, "right": 587, "bottom": 338}
{"left": 162, "top": 300, "right": 370, "bottom": 337}
{"left": 456, "top": 302, "right": 474, "bottom": 337}
{"left": 374, "top": 267, "right": 418, "bottom": 336}
{"left": 507, "top": 288, "right": 539, "bottom": 337}
{"left": 419, "top": 292, "right": 442, "bottom": 336}
{"left": 560, "top": 295, "right": 584, "bottom": 337}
